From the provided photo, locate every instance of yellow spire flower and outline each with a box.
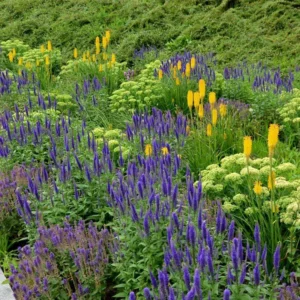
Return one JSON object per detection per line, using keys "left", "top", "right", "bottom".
{"left": 219, "top": 103, "right": 227, "bottom": 118}
{"left": 186, "top": 125, "right": 190, "bottom": 135}
{"left": 47, "top": 41, "right": 52, "bottom": 51}
{"left": 102, "top": 36, "right": 107, "bottom": 49}
{"left": 191, "top": 56, "right": 196, "bottom": 69}
{"left": 99, "top": 64, "right": 103, "bottom": 72}
{"left": 193, "top": 92, "right": 200, "bottom": 109}
{"left": 45, "top": 55, "right": 50, "bottom": 66}
{"left": 176, "top": 77, "right": 180, "bottom": 86}
{"left": 82, "top": 52, "right": 87, "bottom": 61}
{"left": 92, "top": 54, "right": 96, "bottom": 62}
{"left": 25, "top": 61, "right": 32, "bottom": 70}
{"left": 8, "top": 51, "right": 14, "bottom": 62}
{"left": 96, "top": 44, "right": 100, "bottom": 55}
{"left": 172, "top": 66, "right": 177, "bottom": 79}
{"left": 199, "top": 79, "right": 206, "bottom": 100}
{"left": 209, "top": 92, "right": 216, "bottom": 108}
{"left": 161, "top": 147, "right": 169, "bottom": 156}
{"left": 206, "top": 124, "right": 212, "bottom": 137}
{"left": 145, "top": 144, "right": 153, "bottom": 156}
{"left": 186, "top": 63, "right": 191, "bottom": 78}
{"left": 187, "top": 90, "right": 193, "bottom": 110}
{"left": 86, "top": 50, "right": 90, "bottom": 58}
{"left": 253, "top": 181, "right": 262, "bottom": 195}
{"left": 198, "top": 104, "right": 204, "bottom": 119}
{"left": 268, "top": 171, "right": 276, "bottom": 190}
{"left": 73, "top": 48, "right": 78, "bottom": 59}
{"left": 36, "top": 59, "right": 40, "bottom": 67}
{"left": 95, "top": 36, "right": 100, "bottom": 47}
{"left": 105, "top": 30, "right": 111, "bottom": 43}
{"left": 40, "top": 45, "right": 45, "bottom": 53}
{"left": 243, "top": 136, "right": 252, "bottom": 159}
{"left": 177, "top": 60, "right": 182, "bottom": 71}
{"left": 12, "top": 48, "right": 16, "bottom": 57}
{"left": 158, "top": 69, "right": 163, "bottom": 80}
{"left": 111, "top": 53, "right": 116, "bottom": 64}
{"left": 212, "top": 108, "right": 218, "bottom": 126}
{"left": 103, "top": 52, "right": 108, "bottom": 60}
{"left": 18, "top": 57, "right": 23, "bottom": 66}
{"left": 268, "top": 124, "right": 279, "bottom": 156}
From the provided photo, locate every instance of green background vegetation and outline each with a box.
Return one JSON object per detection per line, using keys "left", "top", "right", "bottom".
{"left": 1, "top": 0, "right": 299, "bottom": 68}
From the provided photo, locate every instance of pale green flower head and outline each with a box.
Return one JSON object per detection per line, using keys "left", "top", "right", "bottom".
{"left": 206, "top": 164, "right": 219, "bottom": 170}
{"left": 92, "top": 127, "right": 105, "bottom": 138}
{"left": 276, "top": 163, "right": 296, "bottom": 173}
{"left": 232, "top": 193, "right": 248, "bottom": 204}
{"left": 245, "top": 207, "right": 258, "bottom": 216}
{"left": 108, "top": 139, "right": 119, "bottom": 150}
{"left": 221, "top": 153, "right": 244, "bottom": 170}
{"left": 259, "top": 165, "right": 272, "bottom": 176}
{"left": 201, "top": 167, "right": 227, "bottom": 182}
{"left": 222, "top": 202, "right": 238, "bottom": 213}
{"left": 240, "top": 166, "right": 260, "bottom": 177}
{"left": 225, "top": 173, "right": 243, "bottom": 185}
{"left": 275, "top": 178, "right": 293, "bottom": 189}
{"left": 104, "top": 129, "right": 122, "bottom": 139}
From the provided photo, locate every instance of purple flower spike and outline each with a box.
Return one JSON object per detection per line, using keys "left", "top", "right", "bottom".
{"left": 223, "top": 289, "right": 231, "bottom": 300}
{"left": 273, "top": 245, "right": 281, "bottom": 274}
{"left": 129, "top": 292, "right": 136, "bottom": 300}
{"left": 143, "top": 287, "right": 152, "bottom": 300}
{"left": 183, "top": 266, "right": 191, "bottom": 290}
{"left": 253, "top": 263, "right": 260, "bottom": 285}
{"left": 254, "top": 223, "right": 261, "bottom": 252}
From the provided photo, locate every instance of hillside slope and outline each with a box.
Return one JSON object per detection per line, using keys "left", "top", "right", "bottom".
{"left": 0, "top": 0, "right": 299, "bottom": 68}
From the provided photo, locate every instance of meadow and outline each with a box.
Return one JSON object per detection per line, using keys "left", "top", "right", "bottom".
{"left": 0, "top": 2, "right": 300, "bottom": 299}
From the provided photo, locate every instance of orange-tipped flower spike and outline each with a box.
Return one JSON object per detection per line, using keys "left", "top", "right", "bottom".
{"left": 212, "top": 109, "right": 218, "bottom": 126}
{"left": 243, "top": 136, "right": 252, "bottom": 159}
{"left": 95, "top": 36, "right": 100, "bottom": 47}
{"left": 219, "top": 103, "right": 227, "bottom": 118}
{"left": 145, "top": 144, "right": 153, "bottom": 156}
{"left": 198, "top": 104, "right": 204, "bottom": 119}
{"left": 253, "top": 181, "right": 262, "bottom": 195}
{"left": 194, "top": 92, "right": 200, "bottom": 109}
{"left": 111, "top": 53, "right": 116, "bottom": 64}
{"left": 74, "top": 48, "right": 78, "bottom": 59}
{"left": 158, "top": 69, "right": 163, "bottom": 80}
{"left": 161, "top": 147, "right": 169, "bottom": 156}
{"left": 207, "top": 124, "right": 212, "bottom": 137}
{"left": 8, "top": 52, "right": 14, "bottom": 62}
{"left": 105, "top": 30, "right": 111, "bottom": 43}
{"left": 199, "top": 79, "right": 206, "bottom": 100}
{"left": 186, "top": 63, "right": 191, "bottom": 78}
{"left": 45, "top": 55, "right": 50, "bottom": 66}
{"left": 47, "top": 41, "right": 52, "bottom": 51}
{"left": 268, "top": 171, "right": 276, "bottom": 190}
{"left": 209, "top": 92, "right": 216, "bottom": 108}
{"left": 191, "top": 56, "right": 196, "bottom": 69}
{"left": 187, "top": 90, "right": 193, "bottom": 110}
{"left": 268, "top": 124, "right": 279, "bottom": 156}
{"left": 177, "top": 60, "right": 182, "bottom": 71}
{"left": 102, "top": 36, "right": 107, "bottom": 50}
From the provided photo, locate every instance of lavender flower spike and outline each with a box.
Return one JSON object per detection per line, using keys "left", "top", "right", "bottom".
{"left": 223, "top": 289, "right": 231, "bottom": 300}
{"left": 129, "top": 292, "right": 136, "bottom": 300}
{"left": 273, "top": 244, "right": 281, "bottom": 275}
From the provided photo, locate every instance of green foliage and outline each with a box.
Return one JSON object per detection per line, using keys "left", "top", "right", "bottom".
{"left": 0, "top": 0, "right": 299, "bottom": 68}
